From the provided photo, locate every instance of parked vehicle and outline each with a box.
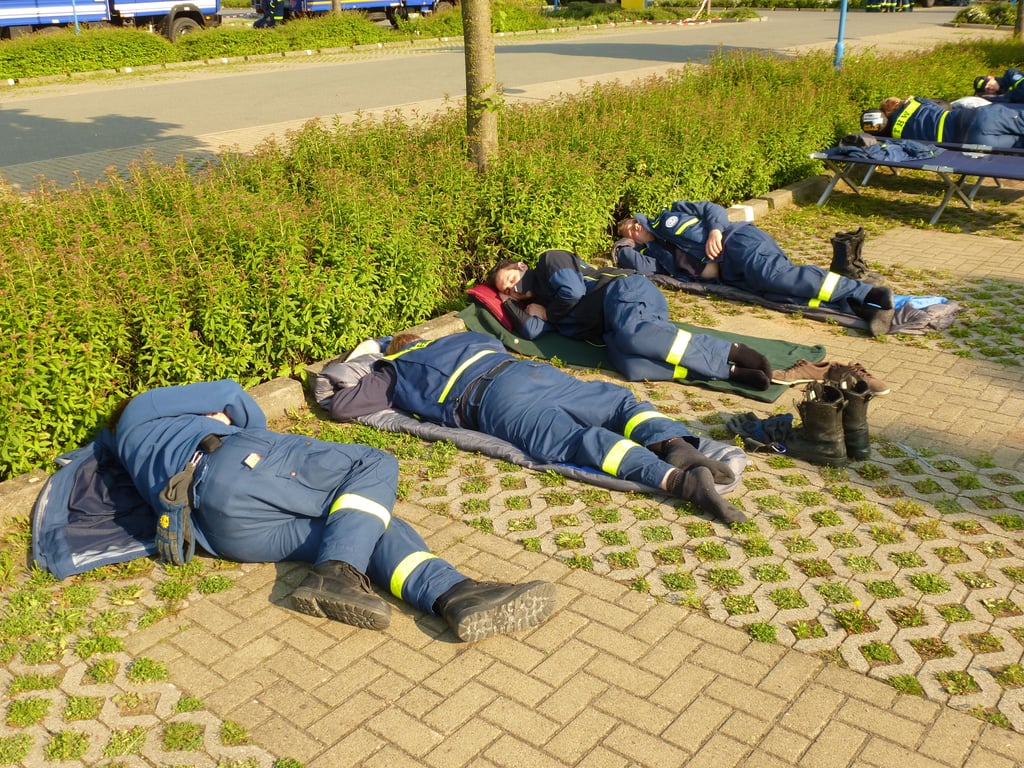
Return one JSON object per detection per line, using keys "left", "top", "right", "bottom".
{"left": 0, "top": 0, "right": 222, "bottom": 42}
{"left": 252, "top": 0, "right": 455, "bottom": 28}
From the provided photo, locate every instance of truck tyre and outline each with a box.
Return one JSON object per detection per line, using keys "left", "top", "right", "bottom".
{"left": 433, "top": 0, "right": 455, "bottom": 10}
{"left": 169, "top": 15, "right": 200, "bottom": 41}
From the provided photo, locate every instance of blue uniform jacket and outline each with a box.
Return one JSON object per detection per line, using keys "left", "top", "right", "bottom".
{"left": 115, "top": 380, "right": 266, "bottom": 510}
{"left": 617, "top": 201, "right": 740, "bottom": 280}
{"left": 887, "top": 97, "right": 971, "bottom": 143}
{"left": 504, "top": 249, "right": 634, "bottom": 342}
{"left": 378, "top": 333, "right": 512, "bottom": 428}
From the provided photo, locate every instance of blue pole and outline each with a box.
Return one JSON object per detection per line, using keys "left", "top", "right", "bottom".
{"left": 834, "top": 0, "right": 848, "bottom": 71}
{"left": 72, "top": 0, "right": 81, "bottom": 33}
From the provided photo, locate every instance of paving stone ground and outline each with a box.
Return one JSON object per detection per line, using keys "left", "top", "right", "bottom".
{"left": 2, "top": 17, "right": 1024, "bottom": 768}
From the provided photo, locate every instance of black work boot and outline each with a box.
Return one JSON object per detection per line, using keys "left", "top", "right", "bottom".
{"left": 832, "top": 228, "right": 884, "bottom": 285}
{"left": 850, "top": 287, "right": 895, "bottom": 337}
{"left": 830, "top": 228, "right": 867, "bottom": 280}
{"left": 826, "top": 372, "right": 873, "bottom": 461}
{"left": 668, "top": 466, "right": 747, "bottom": 524}
{"left": 784, "top": 383, "right": 848, "bottom": 467}
{"left": 291, "top": 560, "right": 391, "bottom": 630}
{"left": 650, "top": 437, "right": 735, "bottom": 484}
{"left": 433, "top": 580, "right": 557, "bottom": 642}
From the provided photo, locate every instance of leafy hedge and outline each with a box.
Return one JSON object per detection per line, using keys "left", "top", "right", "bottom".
{"left": 1, "top": 39, "right": 1022, "bottom": 479}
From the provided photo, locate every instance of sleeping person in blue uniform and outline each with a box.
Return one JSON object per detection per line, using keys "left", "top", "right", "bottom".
{"left": 112, "top": 379, "right": 556, "bottom": 642}
{"left": 322, "top": 331, "right": 748, "bottom": 525}
{"left": 877, "top": 95, "right": 1024, "bottom": 148}
{"left": 486, "top": 249, "right": 775, "bottom": 390}
{"left": 613, "top": 201, "right": 897, "bottom": 336}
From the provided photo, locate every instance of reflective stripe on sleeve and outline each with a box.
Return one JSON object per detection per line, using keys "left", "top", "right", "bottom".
{"left": 665, "top": 330, "right": 693, "bottom": 366}
{"left": 624, "top": 410, "right": 668, "bottom": 440}
{"left": 808, "top": 272, "right": 841, "bottom": 308}
{"left": 389, "top": 551, "right": 438, "bottom": 600}
{"left": 936, "top": 111, "right": 948, "bottom": 143}
{"left": 329, "top": 493, "right": 391, "bottom": 527}
{"left": 437, "top": 350, "right": 497, "bottom": 403}
{"left": 602, "top": 439, "right": 638, "bottom": 477}
{"left": 672, "top": 364, "right": 689, "bottom": 381}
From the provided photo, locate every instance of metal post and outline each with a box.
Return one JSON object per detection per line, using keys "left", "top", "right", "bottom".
{"left": 834, "top": 0, "right": 848, "bottom": 71}
{"left": 71, "top": 0, "right": 81, "bottom": 33}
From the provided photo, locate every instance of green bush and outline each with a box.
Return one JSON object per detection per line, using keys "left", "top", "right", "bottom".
{"left": 0, "top": 38, "right": 1022, "bottom": 478}
{"left": 0, "top": 28, "right": 178, "bottom": 79}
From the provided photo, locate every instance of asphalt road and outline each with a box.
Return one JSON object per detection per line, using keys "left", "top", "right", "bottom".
{"left": 0, "top": 8, "right": 993, "bottom": 187}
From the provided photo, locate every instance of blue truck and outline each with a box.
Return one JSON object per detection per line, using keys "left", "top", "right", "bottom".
{"left": 252, "top": 0, "right": 455, "bottom": 28}
{"left": 0, "top": 0, "right": 222, "bottom": 41}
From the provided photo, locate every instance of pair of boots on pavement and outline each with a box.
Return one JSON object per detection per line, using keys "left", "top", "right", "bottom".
{"left": 292, "top": 561, "right": 557, "bottom": 643}
{"left": 785, "top": 367, "right": 876, "bottom": 467}
{"left": 831, "top": 228, "right": 894, "bottom": 337}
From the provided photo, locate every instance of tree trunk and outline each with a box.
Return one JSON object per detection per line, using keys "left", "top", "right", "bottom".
{"left": 1014, "top": 0, "right": 1022, "bottom": 40}
{"left": 462, "top": 0, "right": 499, "bottom": 171}
{"left": 332, "top": 0, "right": 341, "bottom": 14}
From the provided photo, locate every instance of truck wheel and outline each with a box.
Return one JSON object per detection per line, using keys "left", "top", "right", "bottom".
{"left": 434, "top": 0, "right": 455, "bottom": 10}
{"left": 169, "top": 16, "right": 201, "bottom": 41}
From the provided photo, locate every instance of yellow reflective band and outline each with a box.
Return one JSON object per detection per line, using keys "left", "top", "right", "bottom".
{"left": 437, "top": 350, "right": 497, "bottom": 404}
{"left": 673, "top": 216, "right": 700, "bottom": 235}
{"left": 665, "top": 329, "right": 693, "bottom": 366}
{"left": 936, "top": 111, "right": 948, "bottom": 143}
{"left": 330, "top": 494, "right": 391, "bottom": 528}
{"left": 808, "top": 271, "right": 841, "bottom": 308}
{"left": 890, "top": 98, "right": 921, "bottom": 139}
{"left": 624, "top": 410, "right": 667, "bottom": 440}
{"left": 389, "top": 551, "right": 438, "bottom": 600}
{"left": 384, "top": 340, "right": 431, "bottom": 360}
{"left": 673, "top": 364, "right": 689, "bottom": 381}
{"left": 602, "top": 439, "right": 637, "bottom": 476}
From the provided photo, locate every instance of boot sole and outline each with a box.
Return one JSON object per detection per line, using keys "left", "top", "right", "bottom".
{"left": 450, "top": 581, "right": 557, "bottom": 643}
{"left": 291, "top": 586, "right": 391, "bottom": 630}
{"left": 770, "top": 376, "right": 816, "bottom": 386}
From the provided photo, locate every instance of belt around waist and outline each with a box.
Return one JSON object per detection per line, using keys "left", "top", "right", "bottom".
{"left": 458, "top": 358, "right": 517, "bottom": 429}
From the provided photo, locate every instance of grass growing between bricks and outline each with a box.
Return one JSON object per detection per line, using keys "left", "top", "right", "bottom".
{"left": 293, "top": 382, "right": 1024, "bottom": 730}
{"left": 0, "top": 514, "right": 306, "bottom": 767}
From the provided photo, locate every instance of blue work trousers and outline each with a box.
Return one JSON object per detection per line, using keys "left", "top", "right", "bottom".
{"left": 602, "top": 274, "right": 732, "bottom": 382}
{"left": 476, "top": 361, "right": 691, "bottom": 489}
{"left": 720, "top": 227, "right": 870, "bottom": 310}
{"left": 192, "top": 430, "right": 464, "bottom": 614}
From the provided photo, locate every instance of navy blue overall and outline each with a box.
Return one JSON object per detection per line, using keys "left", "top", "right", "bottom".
{"left": 888, "top": 97, "right": 1024, "bottom": 149}
{"left": 383, "top": 333, "right": 698, "bottom": 490}
{"left": 507, "top": 250, "right": 732, "bottom": 382}
{"left": 616, "top": 201, "right": 874, "bottom": 312}
{"left": 115, "top": 380, "right": 464, "bottom": 614}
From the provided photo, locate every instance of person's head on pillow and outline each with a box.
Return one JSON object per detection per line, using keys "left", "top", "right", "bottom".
{"left": 486, "top": 260, "right": 534, "bottom": 300}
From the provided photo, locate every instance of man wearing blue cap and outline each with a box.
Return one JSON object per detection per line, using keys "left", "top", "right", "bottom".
{"left": 614, "top": 201, "right": 895, "bottom": 336}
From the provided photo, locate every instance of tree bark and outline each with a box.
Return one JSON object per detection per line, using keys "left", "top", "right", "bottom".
{"left": 462, "top": 0, "right": 499, "bottom": 171}
{"left": 332, "top": 0, "right": 341, "bottom": 14}
{"left": 1014, "top": 1, "right": 1021, "bottom": 40}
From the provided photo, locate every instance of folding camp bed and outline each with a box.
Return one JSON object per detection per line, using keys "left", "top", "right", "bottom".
{"left": 812, "top": 145, "right": 1024, "bottom": 224}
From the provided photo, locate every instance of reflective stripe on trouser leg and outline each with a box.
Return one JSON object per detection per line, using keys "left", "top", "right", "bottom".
{"left": 623, "top": 408, "right": 696, "bottom": 447}
{"left": 623, "top": 410, "right": 672, "bottom": 441}
{"left": 665, "top": 330, "right": 692, "bottom": 366}
{"left": 808, "top": 272, "right": 841, "bottom": 308}
{"left": 330, "top": 493, "right": 391, "bottom": 527}
{"left": 390, "top": 551, "right": 438, "bottom": 600}
{"left": 585, "top": 433, "right": 673, "bottom": 489}
{"left": 602, "top": 439, "right": 640, "bottom": 476}
{"left": 366, "top": 517, "right": 466, "bottom": 614}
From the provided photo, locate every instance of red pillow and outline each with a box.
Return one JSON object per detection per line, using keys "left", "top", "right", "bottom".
{"left": 466, "top": 283, "right": 513, "bottom": 331}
